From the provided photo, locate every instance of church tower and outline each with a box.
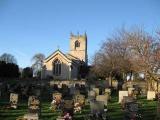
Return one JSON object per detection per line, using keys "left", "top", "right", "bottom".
{"left": 69, "top": 32, "right": 88, "bottom": 64}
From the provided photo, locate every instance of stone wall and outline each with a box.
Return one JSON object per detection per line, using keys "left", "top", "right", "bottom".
{"left": 50, "top": 80, "right": 86, "bottom": 87}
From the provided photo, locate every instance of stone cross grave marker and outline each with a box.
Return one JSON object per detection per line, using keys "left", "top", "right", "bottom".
{"left": 147, "top": 91, "right": 156, "bottom": 100}
{"left": 10, "top": 93, "right": 18, "bottom": 109}
{"left": 119, "top": 91, "right": 128, "bottom": 103}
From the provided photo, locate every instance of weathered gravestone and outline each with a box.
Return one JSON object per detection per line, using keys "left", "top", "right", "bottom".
{"left": 53, "top": 92, "right": 62, "bottom": 103}
{"left": 88, "top": 90, "right": 96, "bottom": 101}
{"left": 147, "top": 91, "right": 156, "bottom": 100}
{"left": 121, "top": 96, "right": 136, "bottom": 109}
{"left": 10, "top": 93, "right": 18, "bottom": 109}
{"left": 128, "top": 88, "right": 135, "bottom": 96}
{"left": 23, "top": 96, "right": 40, "bottom": 120}
{"left": 90, "top": 100, "right": 104, "bottom": 115}
{"left": 127, "top": 102, "right": 139, "bottom": 112}
{"left": 104, "top": 88, "right": 111, "bottom": 95}
{"left": 63, "top": 99, "right": 74, "bottom": 116}
{"left": 123, "top": 102, "right": 141, "bottom": 120}
{"left": 51, "top": 92, "right": 62, "bottom": 110}
{"left": 69, "top": 85, "right": 76, "bottom": 95}
{"left": 74, "top": 94, "right": 85, "bottom": 106}
{"left": 80, "top": 85, "right": 86, "bottom": 95}
{"left": 96, "top": 95, "right": 108, "bottom": 106}
{"left": 93, "top": 88, "right": 99, "bottom": 96}
{"left": 61, "top": 84, "right": 69, "bottom": 98}
{"left": 28, "top": 96, "right": 40, "bottom": 113}
{"left": 119, "top": 91, "right": 128, "bottom": 103}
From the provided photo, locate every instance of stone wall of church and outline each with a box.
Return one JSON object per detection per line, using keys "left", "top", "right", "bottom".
{"left": 71, "top": 64, "right": 78, "bottom": 80}
{"left": 44, "top": 55, "right": 71, "bottom": 80}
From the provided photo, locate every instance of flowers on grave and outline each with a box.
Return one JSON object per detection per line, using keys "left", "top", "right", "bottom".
{"left": 63, "top": 112, "right": 72, "bottom": 120}
{"left": 50, "top": 99, "right": 57, "bottom": 111}
{"left": 74, "top": 102, "right": 82, "bottom": 113}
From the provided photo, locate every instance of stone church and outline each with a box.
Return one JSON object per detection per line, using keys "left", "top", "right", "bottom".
{"left": 43, "top": 33, "right": 88, "bottom": 80}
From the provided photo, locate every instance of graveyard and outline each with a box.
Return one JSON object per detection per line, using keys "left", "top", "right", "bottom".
{"left": 0, "top": 79, "right": 158, "bottom": 120}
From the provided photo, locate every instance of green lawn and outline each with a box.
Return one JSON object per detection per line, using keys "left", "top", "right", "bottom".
{"left": 0, "top": 96, "right": 157, "bottom": 120}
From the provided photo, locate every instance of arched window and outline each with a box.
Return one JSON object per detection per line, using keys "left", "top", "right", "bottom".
{"left": 75, "top": 40, "right": 80, "bottom": 49}
{"left": 53, "top": 59, "right": 61, "bottom": 76}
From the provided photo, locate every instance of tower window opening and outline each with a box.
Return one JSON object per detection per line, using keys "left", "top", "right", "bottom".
{"left": 75, "top": 40, "right": 80, "bottom": 49}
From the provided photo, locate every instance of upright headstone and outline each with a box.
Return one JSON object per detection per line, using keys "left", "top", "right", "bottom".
{"left": 93, "top": 88, "right": 99, "bottom": 96}
{"left": 96, "top": 95, "right": 108, "bottom": 106}
{"left": 104, "top": 88, "right": 111, "bottom": 95}
{"left": 127, "top": 102, "right": 139, "bottom": 112}
{"left": 23, "top": 96, "right": 40, "bottom": 120}
{"left": 63, "top": 99, "right": 74, "bottom": 116}
{"left": 128, "top": 88, "right": 135, "bottom": 96}
{"left": 53, "top": 92, "right": 62, "bottom": 104}
{"left": 70, "top": 85, "right": 76, "bottom": 95}
{"left": 90, "top": 100, "right": 104, "bottom": 114}
{"left": 119, "top": 91, "right": 128, "bottom": 103}
{"left": 10, "top": 93, "right": 18, "bottom": 109}
{"left": 88, "top": 90, "right": 96, "bottom": 101}
{"left": 74, "top": 94, "right": 85, "bottom": 106}
{"left": 121, "top": 96, "right": 136, "bottom": 109}
{"left": 28, "top": 96, "right": 40, "bottom": 114}
{"left": 147, "top": 91, "right": 156, "bottom": 100}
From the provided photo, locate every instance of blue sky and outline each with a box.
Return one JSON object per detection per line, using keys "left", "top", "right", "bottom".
{"left": 0, "top": 0, "right": 160, "bottom": 68}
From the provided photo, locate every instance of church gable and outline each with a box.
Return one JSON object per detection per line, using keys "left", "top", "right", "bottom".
{"left": 44, "top": 50, "right": 71, "bottom": 64}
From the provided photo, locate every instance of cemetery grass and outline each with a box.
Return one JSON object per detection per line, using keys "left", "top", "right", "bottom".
{"left": 0, "top": 95, "right": 157, "bottom": 120}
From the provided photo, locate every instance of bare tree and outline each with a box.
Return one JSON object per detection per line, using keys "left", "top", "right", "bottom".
{"left": 125, "top": 28, "right": 160, "bottom": 90}
{"left": 32, "top": 53, "right": 45, "bottom": 77}
{"left": 0, "top": 53, "right": 17, "bottom": 64}
{"left": 91, "top": 29, "right": 132, "bottom": 85}
{"left": 91, "top": 27, "right": 160, "bottom": 90}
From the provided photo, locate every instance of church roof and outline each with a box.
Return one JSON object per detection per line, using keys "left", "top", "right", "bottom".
{"left": 44, "top": 49, "right": 80, "bottom": 65}
{"left": 44, "top": 49, "right": 71, "bottom": 63}
{"left": 65, "top": 54, "right": 79, "bottom": 60}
